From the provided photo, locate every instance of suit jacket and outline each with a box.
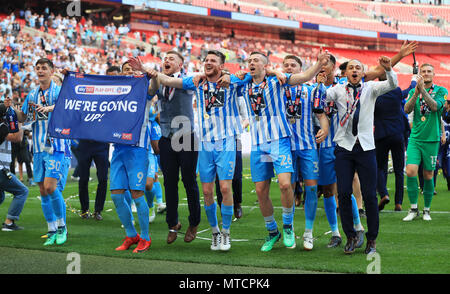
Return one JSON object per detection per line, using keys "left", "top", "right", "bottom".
{"left": 374, "top": 80, "right": 416, "bottom": 141}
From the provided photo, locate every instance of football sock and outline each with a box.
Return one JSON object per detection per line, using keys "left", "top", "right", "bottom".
{"left": 282, "top": 205, "right": 294, "bottom": 228}
{"left": 144, "top": 188, "right": 155, "bottom": 209}
{"left": 351, "top": 195, "right": 364, "bottom": 231}
{"left": 304, "top": 185, "right": 318, "bottom": 230}
{"left": 221, "top": 204, "right": 233, "bottom": 233}
{"left": 59, "top": 193, "right": 66, "bottom": 224}
{"left": 324, "top": 195, "right": 339, "bottom": 234}
{"left": 134, "top": 196, "right": 150, "bottom": 241}
{"left": 111, "top": 193, "right": 137, "bottom": 238}
{"left": 124, "top": 190, "right": 134, "bottom": 221}
{"left": 49, "top": 189, "right": 65, "bottom": 227}
{"left": 204, "top": 201, "right": 219, "bottom": 233}
{"left": 264, "top": 215, "right": 278, "bottom": 235}
{"left": 304, "top": 229, "right": 313, "bottom": 238}
{"left": 47, "top": 221, "right": 57, "bottom": 234}
{"left": 153, "top": 181, "right": 163, "bottom": 204}
{"left": 40, "top": 195, "right": 56, "bottom": 223}
{"left": 351, "top": 194, "right": 362, "bottom": 228}
{"left": 407, "top": 176, "right": 419, "bottom": 206}
{"left": 423, "top": 178, "right": 434, "bottom": 209}
{"left": 124, "top": 190, "right": 132, "bottom": 207}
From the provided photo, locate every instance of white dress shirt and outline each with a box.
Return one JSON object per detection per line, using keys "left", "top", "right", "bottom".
{"left": 325, "top": 69, "right": 398, "bottom": 151}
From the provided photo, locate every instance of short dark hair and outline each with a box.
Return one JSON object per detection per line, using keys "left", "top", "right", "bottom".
{"left": 121, "top": 61, "right": 130, "bottom": 71}
{"left": 283, "top": 55, "right": 302, "bottom": 67}
{"left": 420, "top": 63, "right": 434, "bottom": 70}
{"left": 315, "top": 53, "right": 336, "bottom": 65}
{"left": 106, "top": 66, "right": 121, "bottom": 74}
{"left": 339, "top": 61, "right": 348, "bottom": 71}
{"left": 166, "top": 50, "right": 184, "bottom": 64}
{"left": 206, "top": 50, "right": 226, "bottom": 64}
{"left": 329, "top": 54, "right": 336, "bottom": 65}
{"left": 346, "top": 59, "right": 363, "bottom": 70}
{"left": 250, "top": 51, "right": 268, "bottom": 64}
{"left": 35, "top": 58, "right": 54, "bottom": 69}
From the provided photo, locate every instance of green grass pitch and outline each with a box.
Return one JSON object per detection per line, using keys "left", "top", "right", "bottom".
{"left": 1, "top": 158, "right": 450, "bottom": 274}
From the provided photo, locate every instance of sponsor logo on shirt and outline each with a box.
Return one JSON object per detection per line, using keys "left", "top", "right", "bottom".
{"left": 121, "top": 133, "right": 132, "bottom": 141}
{"left": 61, "top": 128, "right": 71, "bottom": 135}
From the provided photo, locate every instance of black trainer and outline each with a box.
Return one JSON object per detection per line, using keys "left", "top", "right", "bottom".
{"left": 92, "top": 211, "right": 103, "bottom": 221}
{"left": 364, "top": 240, "right": 376, "bottom": 255}
{"left": 327, "top": 235, "right": 342, "bottom": 248}
{"left": 2, "top": 222, "right": 24, "bottom": 231}
{"left": 80, "top": 210, "right": 90, "bottom": 219}
{"left": 344, "top": 236, "right": 358, "bottom": 255}
{"left": 355, "top": 230, "right": 365, "bottom": 248}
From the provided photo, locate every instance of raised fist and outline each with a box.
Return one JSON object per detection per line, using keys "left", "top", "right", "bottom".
{"left": 378, "top": 56, "right": 392, "bottom": 71}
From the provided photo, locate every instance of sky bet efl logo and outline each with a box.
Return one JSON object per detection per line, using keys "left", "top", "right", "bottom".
{"left": 75, "top": 85, "right": 132, "bottom": 95}
{"left": 113, "top": 132, "right": 132, "bottom": 141}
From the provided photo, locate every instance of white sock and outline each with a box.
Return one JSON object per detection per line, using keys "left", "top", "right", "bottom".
{"left": 57, "top": 218, "right": 65, "bottom": 228}
{"left": 332, "top": 230, "right": 341, "bottom": 237}
{"left": 304, "top": 229, "right": 313, "bottom": 237}
{"left": 47, "top": 221, "right": 57, "bottom": 233}
{"left": 411, "top": 204, "right": 418, "bottom": 209}
{"left": 354, "top": 223, "right": 364, "bottom": 231}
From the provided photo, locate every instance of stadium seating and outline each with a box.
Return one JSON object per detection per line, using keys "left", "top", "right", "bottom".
{"left": 324, "top": 1, "right": 371, "bottom": 20}
{"left": 3, "top": 3, "right": 449, "bottom": 91}
{"left": 278, "top": 0, "right": 450, "bottom": 36}
{"left": 172, "top": 0, "right": 450, "bottom": 37}
{"left": 279, "top": 0, "right": 321, "bottom": 13}
{"left": 378, "top": 4, "right": 423, "bottom": 23}
{"left": 397, "top": 23, "right": 446, "bottom": 37}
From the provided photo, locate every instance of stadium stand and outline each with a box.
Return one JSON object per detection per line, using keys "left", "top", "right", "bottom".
{"left": 1, "top": 1, "right": 449, "bottom": 96}
{"left": 177, "top": 0, "right": 450, "bottom": 37}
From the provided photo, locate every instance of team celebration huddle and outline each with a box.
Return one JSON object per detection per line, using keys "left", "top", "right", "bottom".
{"left": 1, "top": 33, "right": 448, "bottom": 257}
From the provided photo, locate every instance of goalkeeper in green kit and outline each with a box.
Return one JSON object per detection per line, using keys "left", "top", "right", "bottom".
{"left": 403, "top": 63, "right": 448, "bottom": 221}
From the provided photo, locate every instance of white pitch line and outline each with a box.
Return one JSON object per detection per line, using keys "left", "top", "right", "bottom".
{"left": 195, "top": 236, "right": 251, "bottom": 242}
{"left": 196, "top": 228, "right": 210, "bottom": 234}
{"left": 23, "top": 196, "right": 450, "bottom": 214}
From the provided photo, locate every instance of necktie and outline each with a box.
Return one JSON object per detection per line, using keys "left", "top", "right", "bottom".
{"left": 350, "top": 84, "right": 361, "bottom": 137}
{"left": 163, "top": 75, "right": 175, "bottom": 101}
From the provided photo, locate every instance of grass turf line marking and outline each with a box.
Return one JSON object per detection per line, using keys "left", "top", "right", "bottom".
{"left": 25, "top": 195, "right": 450, "bottom": 214}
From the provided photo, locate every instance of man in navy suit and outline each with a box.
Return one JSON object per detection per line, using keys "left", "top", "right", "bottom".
{"left": 374, "top": 74, "right": 417, "bottom": 212}
{"left": 325, "top": 57, "right": 398, "bottom": 255}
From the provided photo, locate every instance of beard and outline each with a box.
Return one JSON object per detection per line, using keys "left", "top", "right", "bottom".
{"left": 205, "top": 67, "right": 220, "bottom": 78}
{"left": 423, "top": 78, "right": 433, "bottom": 85}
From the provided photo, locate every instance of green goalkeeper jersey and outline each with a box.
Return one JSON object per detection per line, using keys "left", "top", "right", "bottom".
{"left": 407, "top": 84, "right": 448, "bottom": 142}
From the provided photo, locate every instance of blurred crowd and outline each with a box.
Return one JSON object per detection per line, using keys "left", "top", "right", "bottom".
{"left": 0, "top": 5, "right": 324, "bottom": 109}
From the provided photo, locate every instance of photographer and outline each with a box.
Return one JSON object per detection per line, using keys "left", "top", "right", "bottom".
{"left": 0, "top": 98, "right": 28, "bottom": 231}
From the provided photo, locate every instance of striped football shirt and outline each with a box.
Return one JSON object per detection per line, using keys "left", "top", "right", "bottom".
{"left": 317, "top": 77, "right": 347, "bottom": 148}
{"left": 241, "top": 74, "right": 293, "bottom": 146}
{"left": 182, "top": 74, "right": 250, "bottom": 142}
{"left": 21, "top": 80, "right": 71, "bottom": 154}
{"left": 287, "top": 84, "right": 321, "bottom": 150}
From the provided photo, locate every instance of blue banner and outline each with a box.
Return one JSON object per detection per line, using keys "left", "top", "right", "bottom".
{"left": 48, "top": 72, "right": 149, "bottom": 145}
